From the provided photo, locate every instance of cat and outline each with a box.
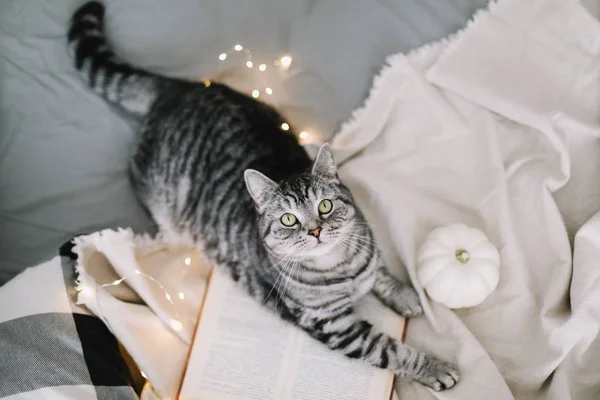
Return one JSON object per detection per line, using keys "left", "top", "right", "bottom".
{"left": 67, "top": 1, "right": 459, "bottom": 391}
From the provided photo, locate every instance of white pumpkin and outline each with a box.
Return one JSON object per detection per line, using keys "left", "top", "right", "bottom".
{"left": 417, "top": 224, "right": 500, "bottom": 309}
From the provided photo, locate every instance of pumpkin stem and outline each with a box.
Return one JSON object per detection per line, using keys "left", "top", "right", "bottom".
{"left": 456, "top": 249, "right": 470, "bottom": 264}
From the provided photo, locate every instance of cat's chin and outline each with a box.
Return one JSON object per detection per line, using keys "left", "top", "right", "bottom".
{"left": 301, "top": 241, "right": 337, "bottom": 257}
{"left": 271, "top": 240, "right": 339, "bottom": 259}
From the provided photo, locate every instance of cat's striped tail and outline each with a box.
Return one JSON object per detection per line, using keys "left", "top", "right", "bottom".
{"left": 67, "top": 1, "right": 161, "bottom": 116}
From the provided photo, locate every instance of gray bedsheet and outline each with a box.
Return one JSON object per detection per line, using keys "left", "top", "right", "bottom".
{"left": 0, "top": 0, "right": 488, "bottom": 284}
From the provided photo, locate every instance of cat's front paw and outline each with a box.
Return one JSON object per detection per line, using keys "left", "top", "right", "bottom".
{"left": 395, "top": 286, "right": 423, "bottom": 318}
{"left": 414, "top": 356, "right": 460, "bottom": 392}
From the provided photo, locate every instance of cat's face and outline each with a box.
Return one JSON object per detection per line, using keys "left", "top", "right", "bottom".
{"left": 245, "top": 144, "right": 358, "bottom": 260}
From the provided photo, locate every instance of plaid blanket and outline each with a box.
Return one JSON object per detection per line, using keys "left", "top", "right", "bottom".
{"left": 0, "top": 243, "right": 138, "bottom": 399}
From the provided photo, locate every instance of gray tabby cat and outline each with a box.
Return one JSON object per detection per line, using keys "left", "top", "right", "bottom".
{"left": 68, "top": 1, "right": 459, "bottom": 391}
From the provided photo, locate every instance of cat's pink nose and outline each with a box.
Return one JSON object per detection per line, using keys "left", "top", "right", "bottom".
{"left": 308, "top": 227, "right": 322, "bottom": 238}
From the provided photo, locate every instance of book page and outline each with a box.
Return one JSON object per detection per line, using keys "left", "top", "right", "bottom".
{"left": 179, "top": 268, "right": 404, "bottom": 400}
{"left": 179, "top": 267, "right": 297, "bottom": 400}
{"left": 283, "top": 295, "right": 401, "bottom": 400}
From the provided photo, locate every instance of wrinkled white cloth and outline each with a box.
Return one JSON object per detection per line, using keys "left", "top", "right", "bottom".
{"left": 73, "top": 229, "right": 211, "bottom": 399}
{"left": 326, "top": 0, "right": 600, "bottom": 398}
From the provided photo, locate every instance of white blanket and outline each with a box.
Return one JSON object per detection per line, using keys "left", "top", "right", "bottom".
{"left": 326, "top": 0, "right": 600, "bottom": 398}
{"left": 73, "top": 229, "right": 211, "bottom": 399}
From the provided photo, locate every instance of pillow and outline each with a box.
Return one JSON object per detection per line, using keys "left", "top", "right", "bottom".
{"left": 0, "top": 250, "right": 139, "bottom": 399}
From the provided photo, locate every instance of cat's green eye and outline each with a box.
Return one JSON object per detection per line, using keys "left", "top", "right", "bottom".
{"left": 318, "top": 199, "right": 333, "bottom": 214}
{"left": 280, "top": 213, "right": 298, "bottom": 227}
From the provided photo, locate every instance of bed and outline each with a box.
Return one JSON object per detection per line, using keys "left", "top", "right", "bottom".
{"left": 5, "top": 1, "right": 600, "bottom": 400}
{"left": 0, "top": 0, "right": 489, "bottom": 284}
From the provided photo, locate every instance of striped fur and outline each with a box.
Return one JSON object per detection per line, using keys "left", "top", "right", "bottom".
{"left": 67, "top": 1, "right": 459, "bottom": 391}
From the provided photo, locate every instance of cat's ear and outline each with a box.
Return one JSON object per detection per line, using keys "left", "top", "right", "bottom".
{"left": 244, "top": 169, "right": 277, "bottom": 205}
{"left": 311, "top": 143, "right": 338, "bottom": 179}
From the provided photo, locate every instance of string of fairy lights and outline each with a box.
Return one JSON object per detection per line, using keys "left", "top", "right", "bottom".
{"left": 77, "top": 253, "right": 196, "bottom": 385}
{"left": 77, "top": 255, "right": 193, "bottom": 334}
{"left": 208, "top": 44, "right": 313, "bottom": 144}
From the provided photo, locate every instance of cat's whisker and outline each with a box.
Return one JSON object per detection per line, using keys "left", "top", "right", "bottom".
{"left": 266, "top": 244, "right": 306, "bottom": 307}
{"left": 259, "top": 253, "right": 295, "bottom": 277}
{"left": 280, "top": 244, "right": 309, "bottom": 294}
{"left": 345, "top": 238, "right": 379, "bottom": 256}
{"left": 338, "top": 241, "right": 376, "bottom": 260}
{"left": 335, "top": 236, "right": 363, "bottom": 256}
{"left": 335, "top": 236, "right": 379, "bottom": 258}
{"left": 335, "top": 230, "right": 392, "bottom": 254}
{"left": 277, "top": 258, "right": 298, "bottom": 306}
{"left": 275, "top": 251, "right": 304, "bottom": 306}
{"left": 352, "top": 236, "right": 390, "bottom": 253}
{"left": 263, "top": 267, "right": 286, "bottom": 305}
{"left": 264, "top": 251, "right": 300, "bottom": 305}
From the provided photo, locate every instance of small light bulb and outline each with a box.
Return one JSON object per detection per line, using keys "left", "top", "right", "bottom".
{"left": 280, "top": 55, "right": 292, "bottom": 70}
{"left": 218, "top": 53, "right": 227, "bottom": 61}
{"left": 204, "top": 81, "right": 211, "bottom": 87}
{"left": 252, "top": 89, "right": 260, "bottom": 98}
{"left": 165, "top": 293, "right": 172, "bottom": 301}
{"left": 258, "top": 64, "right": 267, "bottom": 71}
{"left": 184, "top": 257, "right": 191, "bottom": 266}
{"left": 179, "top": 292, "right": 185, "bottom": 300}
{"left": 265, "top": 87, "right": 273, "bottom": 95}
{"left": 281, "top": 123, "right": 290, "bottom": 131}
{"left": 134, "top": 270, "right": 141, "bottom": 275}
{"left": 299, "top": 131, "right": 309, "bottom": 139}
{"left": 140, "top": 370, "right": 148, "bottom": 379}
{"left": 234, "top": 44, "right": 243, "bottom": 51}
{"left": 246, "top": 61, "right": 253, "bottom": 68}
{"left": 170, "top": 319, "right": 183, "bottom": 331}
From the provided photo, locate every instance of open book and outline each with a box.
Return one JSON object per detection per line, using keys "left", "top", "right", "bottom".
{"left": 178, "top": 267, "right": 406, "bottom": 400}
